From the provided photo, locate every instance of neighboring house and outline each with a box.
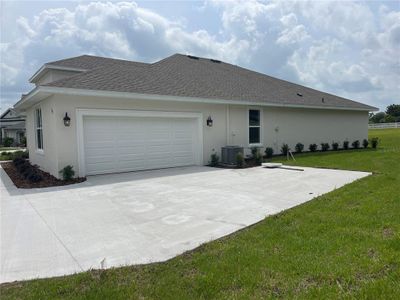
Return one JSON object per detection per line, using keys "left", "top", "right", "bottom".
{"left": 14, "top": 54, "right": 377, "bottom": 178}
{"left": 0, "top": 108, "right": 26, "bottom": 146}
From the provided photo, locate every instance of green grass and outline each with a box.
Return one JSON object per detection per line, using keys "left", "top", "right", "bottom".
{"left": 1, "top": 129, "right": 399, "bottom": 299}
{"left": 0, "top": 150, "right": 27, "bottom": 161}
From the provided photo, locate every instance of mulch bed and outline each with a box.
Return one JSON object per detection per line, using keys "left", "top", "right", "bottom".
{"left": 1, "top": 161, "right": 86, "bottom": 188}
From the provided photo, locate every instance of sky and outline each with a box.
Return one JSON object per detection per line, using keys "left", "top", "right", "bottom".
{"left": 1, "top": 0, "right": 399, "bottom": 113}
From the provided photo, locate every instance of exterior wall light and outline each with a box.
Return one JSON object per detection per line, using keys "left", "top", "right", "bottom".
{"left": 63, "top": 112, "right": 71, "bottom": 127}
{"left": 206, "top": 116, "right": 213, "bottom": 127}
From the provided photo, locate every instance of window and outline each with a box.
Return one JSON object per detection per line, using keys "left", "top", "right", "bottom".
{"left": 249, "top": 109, "right": 261, "bottom": 144}
{"left": 35, "top": 108, "right": 43, "bottom": 150}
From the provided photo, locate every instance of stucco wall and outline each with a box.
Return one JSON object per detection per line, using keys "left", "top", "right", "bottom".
{"left": 24, "top": 93, "right": 369, "bottom": 178}
{"left": 51, "top": 94, "right": 228, "bottom": 177}
{"left": 26, "top": 97, "right": 59, "bottom": 176}
{"left": 263, "top": 107, "right": 368, "bottom": 153}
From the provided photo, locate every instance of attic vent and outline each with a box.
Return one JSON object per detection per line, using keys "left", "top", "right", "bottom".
{"left": 210, "top": 59, "right": 221, "bottom": 63}
{"left": 297, "top": 93, "right": 303, "bottom": 97}
{"left": 322, "top": 97, "right": 325, "bottom": 103}
{"left": 187, "top": 55, "right": 199, "bottom": 60}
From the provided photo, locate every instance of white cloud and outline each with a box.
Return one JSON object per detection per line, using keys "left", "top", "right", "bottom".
{"left": 0, "top": 0, "right": 399, "bottom": 112}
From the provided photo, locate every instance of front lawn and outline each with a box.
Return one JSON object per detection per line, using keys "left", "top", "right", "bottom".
{"left": 1, "top": 129, "right": 399, "bottom": 299}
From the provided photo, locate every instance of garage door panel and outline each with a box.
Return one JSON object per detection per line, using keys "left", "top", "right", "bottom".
{"left": 83, "top": 115, "right": 199, "bottom": 175}
{"left": 117, "top": 146, "right": 147, "bottom": 155}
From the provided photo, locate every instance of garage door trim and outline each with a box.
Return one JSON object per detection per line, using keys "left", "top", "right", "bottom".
{"left": 76, "top": 109, "right": 203, "bottom": 177}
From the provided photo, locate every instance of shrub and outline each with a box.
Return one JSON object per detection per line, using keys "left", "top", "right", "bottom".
{"left": 1, "top": 151, "right": 9, "bottom": 156}
{"left": 370, "top": 137, "right": 379, "bottom": 149}
{"left": 321, "top": 143, "right": 330, "bottom": 152}
{"left": 295, "top": 143, "right": 304, "bottom": 153}
{"left": 332, "top": 142, "right": 339, "bottom": 151}
{"left": 251, "top": 146, "right": 259, "bottom": 158}
{"left": 309, "top": 144, "right": 317, "bottom": 152}
{"left": 352, "top": 140, "right": 360, "bottom": 149}
{"left": 13, "top": 157, "right": 26, "bottom": 166}
{"left": 254, "top": 151, "right": 263, "bottom": 165}
{"left": 362, "top": 139, "right": 369, "bottom": 148}
{"left": 210, "top": 152, "right": 219, "bottom": 167}
{"left": 343, "top": 140, "right": 349, "bottom": 150}
{"left": 20, "top": 136, "right": 27, "bottom": 147}
{"left": 27, "top": 171, "right": 43, "bottom": 183}
{"left": 281, "top": 143, "right": 290, "bottom": 156}
{"left": 2, "top": 137, "right": 14, "bottom": 147}
{"left": 236, "top": 152, "right": 244, "bottom": 168}
{"left": 264, "top": 147, "right": 274, "bottom": 158}
{"left": 16, "top": 162, "right": 30, "bottom": 174}
{"left": 11, "top": 151, "right": 26, "bottom": 160}
{"left": 21, "top": 151, "right": 29, "bottom": 159}
{"left": 60, "top": 165, "right": 75, "bottom": 181}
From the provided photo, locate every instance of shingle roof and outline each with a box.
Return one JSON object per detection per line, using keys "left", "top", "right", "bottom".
{"left": 43, "top": 54, "right": 376, "bottom": 111}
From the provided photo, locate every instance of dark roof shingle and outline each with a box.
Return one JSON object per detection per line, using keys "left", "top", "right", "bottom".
{"left": 43, "top": 54, "right": 376, "bottom": 111}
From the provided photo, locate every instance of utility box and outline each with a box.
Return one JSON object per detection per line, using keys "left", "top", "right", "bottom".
{"left": 221, "top": 146, "right": 243, "bottom": 165}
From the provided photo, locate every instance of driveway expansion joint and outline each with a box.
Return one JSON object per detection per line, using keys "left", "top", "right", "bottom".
{"left": 26, "top": 197, "right": 84, "bottom": 272}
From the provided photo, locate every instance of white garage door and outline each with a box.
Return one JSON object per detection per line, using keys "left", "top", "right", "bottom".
{"left": 83, "top": 115, "right": 200, "bottom": 175}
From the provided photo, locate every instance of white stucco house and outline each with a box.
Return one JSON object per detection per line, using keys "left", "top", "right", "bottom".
{"left": 0, "top": 108, "right": 26, "bottom": 146}
{"left": 14, "top": 54, "right": 377, "bottom": 178}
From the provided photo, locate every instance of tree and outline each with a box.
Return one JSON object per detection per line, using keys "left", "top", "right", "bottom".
{"left": 386, "top": 104, "right": 400, "bottom": 122}
{"left": 369, "top": 112, "right": 386, "bottom": 123}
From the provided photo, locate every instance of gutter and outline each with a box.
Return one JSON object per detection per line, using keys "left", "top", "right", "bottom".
{"left": 14, "top": 86, "right": 379, "bottom": 112}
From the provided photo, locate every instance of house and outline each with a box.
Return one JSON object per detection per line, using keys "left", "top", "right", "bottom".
{"left": 14, "top": 54, "right": 377, "bottom": 178}
{"left": 0, "top": 108, "right": 26, "bottom": 146}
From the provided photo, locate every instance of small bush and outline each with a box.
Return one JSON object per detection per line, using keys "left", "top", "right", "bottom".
{"left": 13, "top": 159, "right": 44, "bottom": 183}
{"left": 236, "top": 152, "right": 244, "bottom": 168}
{"left": 16, "top": 162, "right": 30, "bottom": 174}
{"left": 264, "top": 147, "right": 274, "bottom": 158}
{"left": 60, "top": 165, "right": 75, "bottom": 181}
{"left": 2, "top": 137, "right": 14, "bottom": 147}
{"left": 1, "top": 151, "right": 9, "bottom": 156}
{"left": 343, "top": 140, "right": 349, "bottom": 150}
{"left": 27, "top": 172, "right": 43, "bottom": 183}
{"left": 332, "top": 142, "right": 339, "bottom": 151}
{"left": 210, "top": 152, "right": 219, "bottom": 167}
{"left": 352, "top": 140, "right": 360, "bottom": 149}
{"left": 13, "top": 157, "right": 26, "bottom": 166}
{"left": 370, "top": 137, "right": 379, "bottom": 149}
{"left": 11, "top": 151, "right": 26, "bottom": 160}
{"left": 295, "top": 143, "right": 304, "bottom": 153}
{"left": 254, "top": 151, "right": 263, "bottom": 165}
{"left": 281, "top": 144, "right": 290, "bottom": 156}
{"left": 321, "top": 143, "right": 330, "bottom": 152}
{"left": 20, "top": 136, "right": 27, "bottom": 147}
{"left": 309, "top": 144, "right": 318, "bottom": 152}
{"left": 251, "top": 146, "right": 259, "bottom": 158}
{"left": 362, "top": 139, "right": 369, "bottom": 149}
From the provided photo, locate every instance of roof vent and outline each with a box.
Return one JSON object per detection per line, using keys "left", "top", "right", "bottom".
{"left": 210, "top": 59, "right": 221, "bottom": 63}
{"left": 187, "top": 55, "right": 199, "bottom": 60}
{"left": 297, "top": 93, "right": 303, "bottom": 97}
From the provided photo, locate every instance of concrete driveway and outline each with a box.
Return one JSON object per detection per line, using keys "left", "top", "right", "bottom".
{"left": 1, "top": 165, "right": 370, "bottom": 283}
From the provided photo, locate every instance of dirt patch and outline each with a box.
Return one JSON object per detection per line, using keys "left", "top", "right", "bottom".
{"left": 1, "top": 161, "right": 86, "bottom": 188}
{"left": 382, "top": 227, "right": 394, "bottom": 239}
